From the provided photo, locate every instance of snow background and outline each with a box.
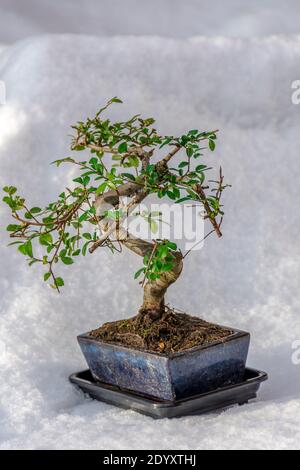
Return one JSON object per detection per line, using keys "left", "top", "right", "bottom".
{"left": 0, "top": 1, "right": 300, "bottom": 450}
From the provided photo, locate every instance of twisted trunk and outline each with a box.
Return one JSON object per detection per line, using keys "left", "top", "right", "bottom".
{"left": 140, "top": 254, "right": 183, "bottom": 319}
{"left": 121, "top": 235, "right": 183, "bottom": 320}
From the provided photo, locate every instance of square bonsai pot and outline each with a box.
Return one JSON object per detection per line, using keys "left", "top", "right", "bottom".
{"left": 77, "top": 327, "right": 250, "bottom": 401}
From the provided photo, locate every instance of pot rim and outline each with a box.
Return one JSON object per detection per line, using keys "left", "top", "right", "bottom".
{"left": 77, "top": 325, "right": 250, "bottom": 359}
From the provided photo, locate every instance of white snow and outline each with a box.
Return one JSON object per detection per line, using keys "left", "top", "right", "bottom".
{"left": 1, "top": 0, "right": 300, "bottom": 43}
{"left": 0, "top": 32, "right": 300, "bottom": 449}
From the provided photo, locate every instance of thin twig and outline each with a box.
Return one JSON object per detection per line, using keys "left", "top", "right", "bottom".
{"left": 183, "top": 229, "right": 215, "bottom": 259}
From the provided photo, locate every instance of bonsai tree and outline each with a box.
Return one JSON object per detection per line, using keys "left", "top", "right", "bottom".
{"left": 3, "top": 98, "right": 230, "bottom": 352}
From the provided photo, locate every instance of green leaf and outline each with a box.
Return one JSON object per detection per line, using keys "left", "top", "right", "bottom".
{"left": 39, "top": 233, "right": 53, "bottom": 246}
{"left": 175, "top": 196, "right": 192, "bottom": 204}
{"left": 30, "top": 207, "right": 42, "bottom": 214}
{"left": 73, "top": 177, "right": 83, "bottom": 185}
{"left": 82, "top": 241, "right": 90, "bottom": 256}
{"left": 161, "top": 263, "right": 174, "bottom": 272}
{"left": 134, "top": 268, "right": 145, "bottom": 279}
{"left": 166, "top": 241, "right": 177, "bottom": 251}
{"left": 195, "top": 164, "right": 207, "bottom": 172}
{"left": 186, "top": 146, "right": 193, "bottom": 158}
{"left": 6, "top": 224, "right": 22, "bottom": 232}
{"left": 209, "top": 139, "right": 216, "bottom": 151}
{"left": 61, "top": 257, "right": 74, "bottom": 265}
{"left": 73, "top": 145, "right": 85, "bottom": 151}
{"left": 121, "top": 173, "right": 136, "bottom": 181}
{"left": 3, "top": 186, "right": 17, "bottom": 195}
{"left": 18, "top": 244, "right": 28, "bottom": 256}
{"left": 118, "top": 142, "right": 128, "bottom": 153}
{"left": 55, "top": 277, "right": 64, "bottom": 287}
{"left": 25, "top": 240, "right": 33, "bottom": 258}
{"left": 2, "top": 196, "right": 13, "bottom": 208}
{"left": 82, "top": 175, "right": 90, "bottom": 187}
{"left": 159, "top": 245, "right": 169, "bottom": 258}
{"left": 96, "top": 182, "right": 107, "bottom": 194}
{"left": 18, "top": 241, "right": 33, "bottom": 257}
{"left": 8, "top": 241, "right": 23, "bottom": 246}
{"left": 89, "top": 157, "right": 98, "bottom": 167}
{"left": 44, "top": 272, "right": 51, "bottom": 281}
{"left": 82, "top": 233, "right": 92, "bottom": 240}
{"left": 52, "top": 157, "right": 75, "bottom": 166}
{"left": 167, "top": 191, "right": 176, "bottom": 200}
{"left": 173, "top": 187, "right": 180, "bottom": 198}
{"left": 179, "top": 161, "right": 189, "bottom": 168}
{"left": 79, "top": 211, "right": 90, "bottom": 223}
{"left": 111, "top": 97, "right": 123, "bottom": 104}
{"left": 107, "top": 181, "right": 117, "bottom": 190}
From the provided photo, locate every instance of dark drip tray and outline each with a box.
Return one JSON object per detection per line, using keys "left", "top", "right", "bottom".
{"left": 69, "top": 367, "right": 268, "bottom": 419}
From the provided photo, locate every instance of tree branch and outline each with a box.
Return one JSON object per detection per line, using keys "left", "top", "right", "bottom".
{"left": 161, "top": 144, "right": 181, "bottom": 164}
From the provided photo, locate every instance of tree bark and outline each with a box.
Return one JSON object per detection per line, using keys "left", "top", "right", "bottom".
{"left": 139, "top": 251, "right": 183, "bottom": 319}
{"left": 120, "top": 233, "right": 183, "bottom": 319}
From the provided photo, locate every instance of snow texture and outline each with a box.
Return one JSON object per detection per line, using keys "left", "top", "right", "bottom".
{"left": 0, "top": 31, "right": 300, "bottom": 449}
{"left": 1, "top": 0, "right": 300, "bottom": 43}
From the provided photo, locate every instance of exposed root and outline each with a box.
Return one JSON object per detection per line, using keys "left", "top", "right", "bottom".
{"left": 89, "top": 306, "right": 233, "bottom": 354}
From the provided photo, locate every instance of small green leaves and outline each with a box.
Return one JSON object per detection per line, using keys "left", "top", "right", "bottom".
{"left": 61, "top": 256, "right": 74, "bottom": 265}
{"left": 118, "top": 142, "right": 128, "bottom": 153}
{"left": 3, "top": 186, "right": 17, "bottom": 195}
{"left": 137, "top": 240, "right": 179, "bottom": 283}
{"left": 3, "top": 99, "right": 228, "bottom": 295}
{"left": 175, "top": 196, "right": 192, "bottom": 204}
{"left": 166, "top": 241, "right": 177, "bottom": 251}
{"left": 18, "top": 244, "right": 28, "bottom": 256}
{"left": 39, "top": 233, "right": 53, "bottom": 246}
{"left": 6, "top": 224, "right": 22, "bottom": 232}
{"left": 55, "top": 277, "right": 64, "bottom": 287}
{"left": 122, "top": 155, "right": 139, "bottom": 168}
{"left": 18, "top": 240, "right": 33, "bottom": 258}
{"left": 26, "top": 240, "right": 33, "bottom": 258}
{"left": 82, "top": 232, "right": 92, "bottom": 240}
{"left": 134, "top": 267, "right": 145, "bottom": 279}
{"left": 186, "top": 146, "right": 194, "bottom": 158}
{"left": 82, "top": 241, "right": 90, "bottom": 256}
{"left": 52, "top": 157, "right": 75, "bottom": 167}
{"left": 30, "top": 207, "right": 42, "bottom": 214}
{"left": 209, "top": 139, "right": 216, "bottom": 151}
{"left": 96, "top": 182, "right": 107, "bottom": 194}
{"left": 111, "top": 97, "right": 123, "bottom": 104}
{"left": 2, "top": 189, "right": 25, "bottom": 211}
{"left": 44, "top": 272, "right": 51, "bottom": 281}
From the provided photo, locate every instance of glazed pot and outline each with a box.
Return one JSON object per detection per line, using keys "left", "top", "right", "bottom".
{"left": 77, "top": 327, "right": 250, "bottom": 401}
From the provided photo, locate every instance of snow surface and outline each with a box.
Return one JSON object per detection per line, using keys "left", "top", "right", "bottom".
{"left": 0, "top": 34, "right": 300, "bottom": 449}
{"left": 1, "top": 0, "right": 300, "bottom": 43}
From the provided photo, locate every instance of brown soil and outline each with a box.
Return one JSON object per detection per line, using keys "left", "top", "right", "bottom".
{"left": 89, "top": 307, "right": 233, "bottom": 355}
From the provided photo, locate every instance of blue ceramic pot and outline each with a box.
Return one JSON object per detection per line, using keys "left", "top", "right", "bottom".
{"left": 77, "top": 327, "right": 250, "bottom": 401}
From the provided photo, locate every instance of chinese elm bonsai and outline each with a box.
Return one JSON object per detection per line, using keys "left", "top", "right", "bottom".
{"left": 3, "top": 97, "right": 232, "bottom": 355}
